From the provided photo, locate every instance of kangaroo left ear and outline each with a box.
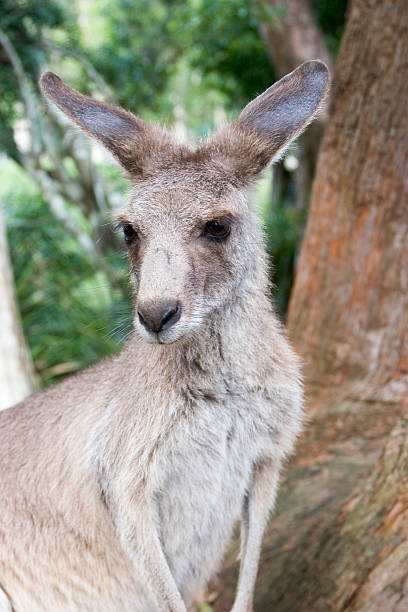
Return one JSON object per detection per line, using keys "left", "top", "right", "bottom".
{"left": 204, "top": 60, "right": 330, "bottom": 181}
{"left": 39, "top": 72, "right": 176, "bottom": 177}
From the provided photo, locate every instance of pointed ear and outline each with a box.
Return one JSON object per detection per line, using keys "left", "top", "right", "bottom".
{"left": 205, "top": 60, "right": 330, "bottom": 181}
{"left": 39, "top": 72, "right": 172, "bottom": 176}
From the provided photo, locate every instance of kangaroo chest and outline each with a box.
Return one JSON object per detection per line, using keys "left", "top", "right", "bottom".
{"left": 154, "top": 390, "right": 272, "bottom": 598}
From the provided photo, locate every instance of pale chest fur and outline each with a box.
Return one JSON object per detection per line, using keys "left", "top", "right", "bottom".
{"left": 89, "top": 326, "right": 302, "bottom": 607}
{"left": 155, "top": 390, "right": 273, "bottom": 600}
{"left": 124, "top": 362, "right": 299, "bottom": 603}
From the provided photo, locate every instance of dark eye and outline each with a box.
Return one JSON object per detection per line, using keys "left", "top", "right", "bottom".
{"left": 205, "top": 220, "right": 231, "bottom": 239}
{"left": 122, "top": 224, "right": 137, "bottom": 244}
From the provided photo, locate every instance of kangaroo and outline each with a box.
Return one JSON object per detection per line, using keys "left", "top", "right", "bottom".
{"left": 0, "top": 60, "right": 329, "bottom": 612}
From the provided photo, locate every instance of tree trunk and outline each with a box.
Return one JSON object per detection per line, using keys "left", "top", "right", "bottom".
{"left": 288, "top": 0, "right": 408, "bottom": 412}
{"left": 0, "top": 203, "right": 36, "bottom": 409}
{"left": 257, "top": 0, "right": 333, "bottom": 78}
{"left": 257, "top": 0, "right": 333, "bottom": 212}
{"left": 212, "top": 0, "right": 408, "bottom": 609}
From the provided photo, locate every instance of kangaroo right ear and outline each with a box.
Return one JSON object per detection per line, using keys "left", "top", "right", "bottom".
{"left": 39, "top": 72, "right": 172, "bottom": 176}
{"left": 204, "top": 60, "right": 330, "bottom": 182}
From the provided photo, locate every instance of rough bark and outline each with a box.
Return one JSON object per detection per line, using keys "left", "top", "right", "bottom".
{"left": 212, "top": 0, "right": 408, "bottom": 609}
{"left": 0, "top": 203, "right": 36, "bottom": 409}
{"left": 288, "top": 0, "right": 408, "bottom": 411}
{"left": 257, "top": 0, "right": 333, "bottom": 211}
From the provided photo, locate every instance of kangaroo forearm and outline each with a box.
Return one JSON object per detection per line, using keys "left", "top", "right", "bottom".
{"left": 232, "top": 458, "right": 281, "bottom": 612}
{"left": 112, "top": 501, "right": 186, "bottom": 612}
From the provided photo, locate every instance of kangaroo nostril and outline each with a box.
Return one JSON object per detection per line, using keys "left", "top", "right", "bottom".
{"left": 137, "top": 301, "right": 181, "bottom": 334}
{"left": 161, "top": 303, "right": 181, "bottom": 329}
{"left": 138, "top": 310, "right": 147, "bottom": 328}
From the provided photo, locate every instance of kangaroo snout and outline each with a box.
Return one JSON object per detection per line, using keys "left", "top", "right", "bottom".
{"left": 138, "top": 300, "right": 181, "bottom": 334}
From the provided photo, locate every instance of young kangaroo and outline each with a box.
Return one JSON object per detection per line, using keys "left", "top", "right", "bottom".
{"left": 0, "top": 61, "right": 329, "bottom": 612}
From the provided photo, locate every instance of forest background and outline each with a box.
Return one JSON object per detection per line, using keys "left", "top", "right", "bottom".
{"left": 2, "top": 0, "right": 408, "bottom": 610}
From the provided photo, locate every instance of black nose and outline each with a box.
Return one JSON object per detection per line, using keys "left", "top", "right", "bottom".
{"left": 138, "top": 301, "right": 181, "bottom": 334}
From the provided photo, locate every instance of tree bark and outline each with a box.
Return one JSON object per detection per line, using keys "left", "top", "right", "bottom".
{"left": 256, "top": 0, "right": 333, "bottom": 212}
{"left": 212, "top": 0, "right": 408, "bottom": 609}
{"left": 288, "top": 0, "right": 408, "bottom": 412}
{"left": 0, "top": 203, "right": 36, "bottom": 409}
{"left": 257, "top": 0, "right": 333, "bottom": 78}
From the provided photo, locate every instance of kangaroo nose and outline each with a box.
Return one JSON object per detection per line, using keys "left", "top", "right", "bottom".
{"left": 138, "top": 301, "right": 181, "bottom": 334}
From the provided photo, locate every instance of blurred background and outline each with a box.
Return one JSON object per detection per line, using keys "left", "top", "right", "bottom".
{"left": 0, "top": 0, "right": 347, "bottom": 396}
{"left": 2, "top": 2, "right": 408, "bottom": 609}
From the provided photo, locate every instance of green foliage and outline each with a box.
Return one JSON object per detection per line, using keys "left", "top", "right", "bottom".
{"left": 165, "top": 0, "right": 348, "bottom": 114}
{"left": 197, "top": 604, "right": 214, "bottom": 612}
{"left": 265, "top": 204, "right": 306, "bottom": 318}
{"left": 255, "top": 170, "right": 305, "bottom": 318}
{"left": 82, "top": 0, "right": 186, "bottom": 117}
{"left": 0, "top": 0, "right": 79, "bottom": 158}
{"left": 311, "top": 0, "right": 348, "bottom": 56}
{"left": 1, "top": 160, "right": 131, "bottom": 386}
{"left": 171, "top": 0, "right": 275, "bottom": 110}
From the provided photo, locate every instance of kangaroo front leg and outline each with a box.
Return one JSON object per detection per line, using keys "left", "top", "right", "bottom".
{"left": 139, "top": 526, "right": 187, "bottom": 612}
{"left": 116, "top": 501, "right": 186, "bottom": 612}
{"left": 231, "top": 457, "right": 281, "bottom": 612}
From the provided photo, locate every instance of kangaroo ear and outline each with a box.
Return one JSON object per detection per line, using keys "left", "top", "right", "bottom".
{"left": 39, "top": 72, "right": 172, "bottom": 176}
{"left": 206, "top": 60, "right": 330, "bottom": 181}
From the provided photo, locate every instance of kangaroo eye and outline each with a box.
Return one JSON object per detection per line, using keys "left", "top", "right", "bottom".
{"left": 205, "top": 220, "right": 231, "bottom": 239}
{"left": 123, "top": 224, "right": 136, "bottom": 243}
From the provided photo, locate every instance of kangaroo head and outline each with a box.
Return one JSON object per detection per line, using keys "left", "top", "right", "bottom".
{"left": 40, "top": 61, "right": 329, "bottom": 345}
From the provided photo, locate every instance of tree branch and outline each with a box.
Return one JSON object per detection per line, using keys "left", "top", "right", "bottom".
{"left": 40, "top": 41, "right": 116, "bottom": 103}
{"left": 0, "top": 200, "right": 37, "bottom": 408}
{"left": 1, "top": 30, "right": 122, "bottom": 273}
{"left": 0, "top": 27, "right": 43, "bottom": 155}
